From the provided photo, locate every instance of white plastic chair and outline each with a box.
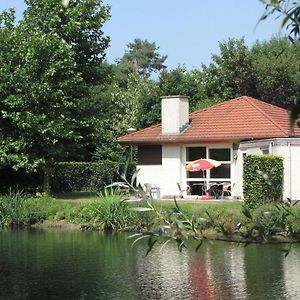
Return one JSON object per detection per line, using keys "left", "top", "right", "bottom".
{"left": 144, "top": 183, "right": 160, "bottom": 199}
{"left": 221, "top": 183, "right": 231, "bottom": 198}
{"left": 177, "top": 183, "right": 191, "bottom": 198}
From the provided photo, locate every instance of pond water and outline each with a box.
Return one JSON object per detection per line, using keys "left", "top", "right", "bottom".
{"left": 0, "top": 229, "right": 300, "bottom": 300}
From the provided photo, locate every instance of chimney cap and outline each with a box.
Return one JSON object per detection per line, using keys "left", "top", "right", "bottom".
{"left": 160, "top": 95, "right": 189, "bottom": 99}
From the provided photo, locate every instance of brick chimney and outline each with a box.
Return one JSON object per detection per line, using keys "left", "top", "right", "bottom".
{"left": 161, "top": 95, "right": 189, "bottom": 134}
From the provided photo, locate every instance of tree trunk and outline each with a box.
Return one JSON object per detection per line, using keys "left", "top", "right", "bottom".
{"left": 43, "top": 164, "right": 51, "bottom": 194}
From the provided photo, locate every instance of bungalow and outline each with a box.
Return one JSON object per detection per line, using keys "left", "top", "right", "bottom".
{"left": 118, "top": 95, "right": 300, "bottom": 200}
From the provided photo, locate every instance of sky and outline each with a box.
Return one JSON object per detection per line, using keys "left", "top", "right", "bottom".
{"left": 0, "top": 0, "right": 283, "bottom": 70}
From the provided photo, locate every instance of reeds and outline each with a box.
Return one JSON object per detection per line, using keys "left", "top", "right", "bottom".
{"left": 0, "top": 190, "right": 30, "bottom": 227}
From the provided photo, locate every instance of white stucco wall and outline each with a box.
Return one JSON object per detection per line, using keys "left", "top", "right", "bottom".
{"left": 240, "top": 138, "right": 300, "bottom": 201}
{"left": 161, "top": 145, "right": 184, "bottom": 197}
{"left": 137, "top": 165, "right": 163, "bottom": 193}
{"left": 136, "top": 145, "right": 183, "bottom": 198}
{"left": 233, "top": 148, "right": 244, "bottom": 199}
{"left": 273, "top": 140, "right": 300, "bottom": 200}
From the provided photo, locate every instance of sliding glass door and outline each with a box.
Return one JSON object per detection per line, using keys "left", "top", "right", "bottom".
{"left": 186, "top": 146, "right": 231, "bottom": 196}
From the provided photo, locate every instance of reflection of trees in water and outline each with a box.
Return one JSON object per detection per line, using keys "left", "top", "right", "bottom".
{"left": 1, "top": 231, "right": 300, "bottom": 299}
{"left": 244, "top": 244, "right": 288, "bottom": 299}
{"left": 0, "top": 231, "right": 139, "bottom": 299}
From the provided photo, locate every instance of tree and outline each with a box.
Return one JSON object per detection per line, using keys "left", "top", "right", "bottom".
{"left": 260, "top": 0, "right": 300, "bottom": 124}
{"left": 0, "top": 0, "right": 110, "bottom": 192}
{"left": 92, "top": 73, "right": 156, "bottom": 161}
{"left": 23, "top": 0, "right": 110, "bottom": 85}
{"left": 251, "top": 37, "right": 300, "bottom": 108}
{"left": 201, "top": 38, "right": 258, "bottom": 101}
{"left": 117, "top": 38, "right": 167, "bottom": 78}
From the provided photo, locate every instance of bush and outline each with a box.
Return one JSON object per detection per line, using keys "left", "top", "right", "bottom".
{"left": 83, "top": 190, "right": 136, "bottom": 231}
{"left": 243, "top": 155, "right": 283, "bottom": 208}
{"left": 51, "top": 161, "right": 135, "bottom": 193}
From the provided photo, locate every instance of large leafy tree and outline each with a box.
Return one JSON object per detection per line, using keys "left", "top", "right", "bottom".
{"left": 0, "top": 0, "right": 110, "bottom": 191}
{"left": 117, "top": 38, "right": 167, "bottom": 78}
{"left": 251, "top": 37, "right": 300, "bottom": 108}
{"left": 201, "top": 38, "right": 258, "bottom": 101}
{"left": 260, "top": 0, "right": 300, "bottom": 123}
{"left": 92, "top": 73, "right": 157, "bottom": 161}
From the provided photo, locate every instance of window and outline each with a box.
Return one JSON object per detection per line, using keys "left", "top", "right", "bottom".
{"left": 209, "top": 148, "right": 230, "bottom": 161}
{"left": 210, "top": 164, "right": 230, "bottom": 178}
{"left": 186, "top": 147, "right": 206, "bottom": 161}
{"left": 137, "top": 146, "right": 162, "bottom": 165}
{"left": 209, "top": 148, "right": 230, "bottom": 179}
{"left": 186, "top": 146, "right": 232, "bottom": 195}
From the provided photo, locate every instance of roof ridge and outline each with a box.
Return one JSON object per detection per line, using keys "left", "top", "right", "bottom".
{"left": 190, "top": 95, "right": 254, "bottom": 114}
{"left": 190, "top": 96, "right": 248, "bottom": 116}
{"left": 245, "top": 97, "right": 288, "bottom": 135}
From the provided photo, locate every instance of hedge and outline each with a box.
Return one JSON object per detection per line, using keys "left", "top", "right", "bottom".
{"left": 243, "top": 155, "right": 284, "bottom": 208}
{"left": 0, "top": 167, "right": 43, "bottom": 194}
{"left": 51, "top": 161, "right": 135, "bottom": 193}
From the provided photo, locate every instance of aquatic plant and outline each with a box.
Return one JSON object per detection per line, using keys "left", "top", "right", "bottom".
{"left": 0, "top": 190, "right": 30, "bottom": 227}
{"left": 88, "top": 190, "right": 135, "bottom": 232}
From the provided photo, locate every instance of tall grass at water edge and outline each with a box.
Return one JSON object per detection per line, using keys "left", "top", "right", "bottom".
{"left": 0, "top": 190, "right": 31, "bottom": 227}
{"left": 2, "top": 189, "right": 300, "bottom": 241}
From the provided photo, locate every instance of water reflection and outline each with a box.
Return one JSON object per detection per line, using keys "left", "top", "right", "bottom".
{"left": 0, "top": 230, "right": 300, "bottom": 299}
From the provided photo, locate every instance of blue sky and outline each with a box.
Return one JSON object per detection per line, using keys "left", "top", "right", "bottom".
{"left": 0, "top": 0, "right": 282, "bottom": 70}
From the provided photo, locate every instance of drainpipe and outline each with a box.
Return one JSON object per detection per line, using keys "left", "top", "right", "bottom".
{"left": 288, "top": 142, "right": 292, "bottom": 200}
{"left": 269, "top": 141, "right": 273, "bottom": 155}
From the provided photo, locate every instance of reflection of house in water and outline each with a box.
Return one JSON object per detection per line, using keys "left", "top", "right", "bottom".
{"left": 189, "top": 242, "right": 247, "bottom": 299}
{"left": 284, "top": 247, "right": 300, "bottom": 299}
{"left": 134, "top": 243, "right": 191, "bottom": 299}
{"left": 132, "top": 242, "right": 300, "bottom": 299}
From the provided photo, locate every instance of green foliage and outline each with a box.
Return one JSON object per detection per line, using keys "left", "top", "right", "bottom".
{"left": 51, "top": 161, "right": 135, "bottom": 193}
{"left": 243, "top": 155, "right": 284, "bottom": 208}
{"left": 259, "top": 1, "right": 300, "bottom": 125}
{"left": 251, "top": 37, "right": 300, "bottom": 108}
{"left": 240, "top": 201, "right": 300, "bottom": 240}
{"left": 0, "top": 190, "right": 30, "bottom": 227}
{"left": 117, "top": 38, "right": 167, "bottom": 78}
{"left": 0, "top": 0, "right": 110, "bottom": 187}
{"left": 260, "top": 0, "right": 300, "bottom": 43}
{"left": 85, "top": 190, "right": 135, "bottom": 231}
{"left": 129, "top": 198, "right": 204, "bottom": 253}
{"left": 201, "top": 38, "right": 258, "bottom": 101}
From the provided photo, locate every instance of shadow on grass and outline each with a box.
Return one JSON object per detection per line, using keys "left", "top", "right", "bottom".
{"left": 53, "top": 191, "right": 98, "bottom": 201}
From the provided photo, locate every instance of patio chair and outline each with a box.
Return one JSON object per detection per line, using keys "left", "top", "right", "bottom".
{"left": 207, "top": 183, "right": 223, "bottom": 199}
{"left": 177, "top": 183, "right": 191, "bottom": 198}
{"left": 144, "top": 183, "right": 161, "bottom": 200}
{"left": 221, "top": 183, "right": 231, "bottom": 198}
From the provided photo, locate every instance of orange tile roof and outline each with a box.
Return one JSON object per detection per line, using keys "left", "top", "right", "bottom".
{"left": 118, "top": 96, "right": 300, "bottom": 144}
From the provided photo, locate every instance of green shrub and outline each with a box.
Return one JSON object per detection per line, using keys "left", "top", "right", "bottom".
{"left": 51, "top": 161, "right": 135, "bottom": 193}
{"left": 243, "top": 155, "right": 283, "bottom": 208}
{"left": 84, "top": 191, "right": 136, "bottom": 231}
{"left": 285, "top": 205, "right": 300, "bottom": 234}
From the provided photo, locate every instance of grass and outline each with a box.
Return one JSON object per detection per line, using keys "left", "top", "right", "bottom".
{"left": 2, "top": 191, "right": 300, "bottom": 243}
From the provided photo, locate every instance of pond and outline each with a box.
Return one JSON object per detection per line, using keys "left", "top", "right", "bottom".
{"left": 0, "top": 229, "right": 300, "bottom": 299}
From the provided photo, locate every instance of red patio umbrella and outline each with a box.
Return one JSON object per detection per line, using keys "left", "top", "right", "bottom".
{"left": 185, "top": 158, "right": 222, "bottom": 199}
{"left": 185, "top": 158, "right": 221, "bottom": 171}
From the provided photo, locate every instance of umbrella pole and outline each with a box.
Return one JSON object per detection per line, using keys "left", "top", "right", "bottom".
{"left": 203, "top": 170, "right": 206, "bottom": 194}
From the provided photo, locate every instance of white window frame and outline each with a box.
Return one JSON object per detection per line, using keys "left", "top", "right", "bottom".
{"left": 185, "top": 144, "right": 233, "bottom": 193}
